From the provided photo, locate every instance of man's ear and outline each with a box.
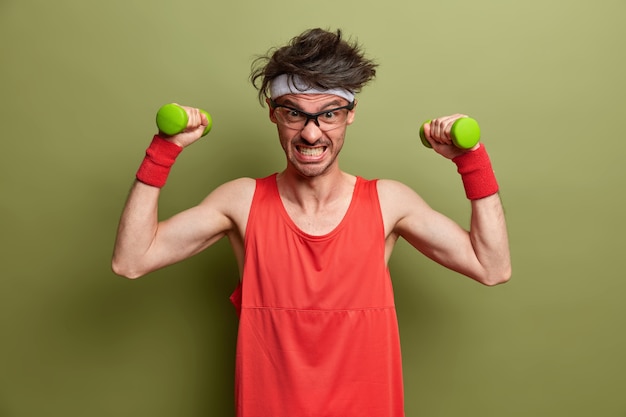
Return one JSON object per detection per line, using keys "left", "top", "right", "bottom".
{"left": 346, "top": 100, "right": 357, "bottom": 125}
{"left": 266, "top": 98, "right": 277, "bottom": 124}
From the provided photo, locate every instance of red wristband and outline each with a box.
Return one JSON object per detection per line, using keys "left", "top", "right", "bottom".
{"left": 136, "top": 135, "right": 183, "bottom": 188}
{"left": 452, "top": 144, "right": 499, "bottom": 200}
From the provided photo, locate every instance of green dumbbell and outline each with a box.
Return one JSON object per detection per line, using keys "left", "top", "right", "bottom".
{"left": 419, "top": 117, "right": 480, "bottom": 150}
{"left": 156, "top": 103, "right": 213, "bottom": 137}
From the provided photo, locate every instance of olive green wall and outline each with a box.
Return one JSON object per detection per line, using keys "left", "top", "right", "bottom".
{"left": 1, "top": 0, "right": 624, "bottom": 416}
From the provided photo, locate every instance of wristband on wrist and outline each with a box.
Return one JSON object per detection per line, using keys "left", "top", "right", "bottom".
{"left": 452, "top": 144, "right": 499, "bottom": 200}
{"left": 135, "top": 135, "right": 183, "bottom": 188}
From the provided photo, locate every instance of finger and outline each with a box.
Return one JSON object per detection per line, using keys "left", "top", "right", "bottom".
{"left": 430, "top": 118, "right": 450, "bottom": 144}
{"left": 429, "top": 119, "right": 440, "bottom": 141}
{"left": 442, "top": 118, "right": 456, "bottom": 141}
{"left": 423, "top": 121, "right": 431, "bottom": 139}
{"left": 434, "top": 114, "right": 469, "bottom": 143}
{"left": 184, "top": 107, "right": 202, "bottom": 130}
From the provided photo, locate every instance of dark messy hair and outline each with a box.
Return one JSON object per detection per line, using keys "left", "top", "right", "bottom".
{"left": 250, "top": 28, "right": 378, "bottom": 105}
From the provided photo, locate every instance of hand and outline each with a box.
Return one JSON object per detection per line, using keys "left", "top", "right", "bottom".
{"left": 161, "top": 105, "right": 210, "bottom": 148}
{"left": 422, "top": 113, "right": 480, "bottom": 159}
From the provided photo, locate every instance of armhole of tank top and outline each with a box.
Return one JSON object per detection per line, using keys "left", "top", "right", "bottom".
{"left": 242, "top": 175, "right": 269, "bottom": 249}
{"left": 369, "top": 178, "right": 387, "bottom": 242}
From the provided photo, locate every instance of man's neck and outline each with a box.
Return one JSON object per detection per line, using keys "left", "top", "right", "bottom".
{"left": 277, "top": 167, "right": 355, "bottom": 211}
{"left": 276, "top": 167, "right": 357, "bottom": 235}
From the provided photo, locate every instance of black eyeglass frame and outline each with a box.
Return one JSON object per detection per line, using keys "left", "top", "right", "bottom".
{"left": 269, "top": 99, "right": 356, "bottom": 128}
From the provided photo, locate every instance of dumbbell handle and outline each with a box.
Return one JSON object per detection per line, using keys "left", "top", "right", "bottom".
{"left": 156, "top": 103, "right": 213, "bottom": 137}
{"left": 419, "top": 117, "right": 480, "bottom": 150}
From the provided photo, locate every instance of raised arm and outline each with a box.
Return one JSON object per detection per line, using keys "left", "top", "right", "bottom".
{"left": 380, "top": 114, "right": 511, "bottom": 286}
{"left": 111, "top": 106, "right": 251, "bottom": 279}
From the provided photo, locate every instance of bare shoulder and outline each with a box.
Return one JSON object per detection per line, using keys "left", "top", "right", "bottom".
{"left": 191, "top": 177, "right": 257, "bottom": 238}
{"left": 200, "top": 177, "right": 256, "bottom": 211}
{"left": 376, "top": 179, "right": 428, "bottom": 209}
{"left": 213, "top": 177, "right": 257, "bottom": 196}
{"left": 376, "top": 179, "right": 432, "bottom": 234}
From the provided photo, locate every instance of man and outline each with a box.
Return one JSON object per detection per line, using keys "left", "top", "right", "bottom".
{"left": 112, "top": 28, "right": 511, "bottom": 417}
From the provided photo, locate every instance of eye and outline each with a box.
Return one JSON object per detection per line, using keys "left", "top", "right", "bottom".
{"left": 278, "top": 108, "right": 303, "bottom": 121}
{"left": 322, "top": 111, "right": 338, "bottom": 120}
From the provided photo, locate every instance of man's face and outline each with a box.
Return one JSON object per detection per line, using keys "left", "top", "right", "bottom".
{"left": 268, "top": 94, "right": 356, "bottom": 178}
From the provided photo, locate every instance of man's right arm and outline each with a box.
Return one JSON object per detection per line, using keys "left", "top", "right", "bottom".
{"left": 111, "top": 179, "right": 240, "bottom": 279}
{"left": 111, "top": 105, "right": 241, "bottom": 279}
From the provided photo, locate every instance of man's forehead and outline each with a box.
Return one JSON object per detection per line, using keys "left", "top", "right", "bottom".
{"left": 278, "top": 94, "right": 348, "bottom": 109}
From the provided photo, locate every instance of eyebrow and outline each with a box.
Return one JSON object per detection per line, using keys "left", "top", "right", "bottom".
{"left": 280, "top": 98, "right": 345, "bottom": 111}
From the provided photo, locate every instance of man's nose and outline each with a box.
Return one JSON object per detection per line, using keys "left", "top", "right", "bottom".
{"left": 300, "top": 119, "right": 323, "bottom": 143}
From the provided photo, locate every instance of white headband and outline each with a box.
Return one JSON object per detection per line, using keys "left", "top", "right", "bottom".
{"left": 269, "top": 74, "right": 355, "bottom": 102}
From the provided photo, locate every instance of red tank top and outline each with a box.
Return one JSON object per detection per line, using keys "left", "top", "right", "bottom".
{"left": 230, "top": 174, "right": 405, "bottom": 417}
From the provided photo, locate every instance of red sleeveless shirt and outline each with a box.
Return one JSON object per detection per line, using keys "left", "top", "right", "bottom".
{"left": 230, "top": 174, "right": 405, "bottom": 417}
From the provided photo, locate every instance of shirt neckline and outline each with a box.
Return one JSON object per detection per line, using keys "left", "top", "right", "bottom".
{"left": 269, "top": 173, "right": 362, "bottom": 241}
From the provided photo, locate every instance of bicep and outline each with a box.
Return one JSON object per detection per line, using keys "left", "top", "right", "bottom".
{"left": 396, "top": 205, "right": 469, "bottom": 265}
{"left": 149, "top": 178, "right": 253, "bottom": 269}
{"left": 380, "top": 180, "right": 477, "bottom": 274}
{"left": 155, "top": 203, "right": 231, "bottom": 258}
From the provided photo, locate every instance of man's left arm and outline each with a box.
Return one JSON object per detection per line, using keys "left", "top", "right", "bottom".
{"left": 384, "top": 114, "right": 511, "bottom": 285}
{"left": 427, "top": 115, "right": 511, "bottom": 285}
{"left": 382, "top": 179, "right": 511, "bottom": 286}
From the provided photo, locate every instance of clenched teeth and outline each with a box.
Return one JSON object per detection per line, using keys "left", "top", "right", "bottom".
{"left": 297, "top": 146, "right": 325, "bottom": 156}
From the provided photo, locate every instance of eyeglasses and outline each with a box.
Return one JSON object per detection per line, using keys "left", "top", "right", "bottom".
{"left": 269, "top": 99, "right": 355, "bottom": 131}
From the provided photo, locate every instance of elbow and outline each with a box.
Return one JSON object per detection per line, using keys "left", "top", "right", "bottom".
{"left": 111, "top": 257, "right": 146, "bottom": 280}
{"left": 481, "top": 265, "right": 512, "bottom": 287}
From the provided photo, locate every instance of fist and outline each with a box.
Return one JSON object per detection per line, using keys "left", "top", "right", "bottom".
{"left": 156, "top": 103, "right": 211, "bottom": 148}
{"left": 422, "top": 114, "right": 479, "bottom": 159}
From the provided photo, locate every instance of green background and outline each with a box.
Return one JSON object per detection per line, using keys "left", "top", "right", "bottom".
{"left": 1, "top": 0, "right": 624, "bottom": 416}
